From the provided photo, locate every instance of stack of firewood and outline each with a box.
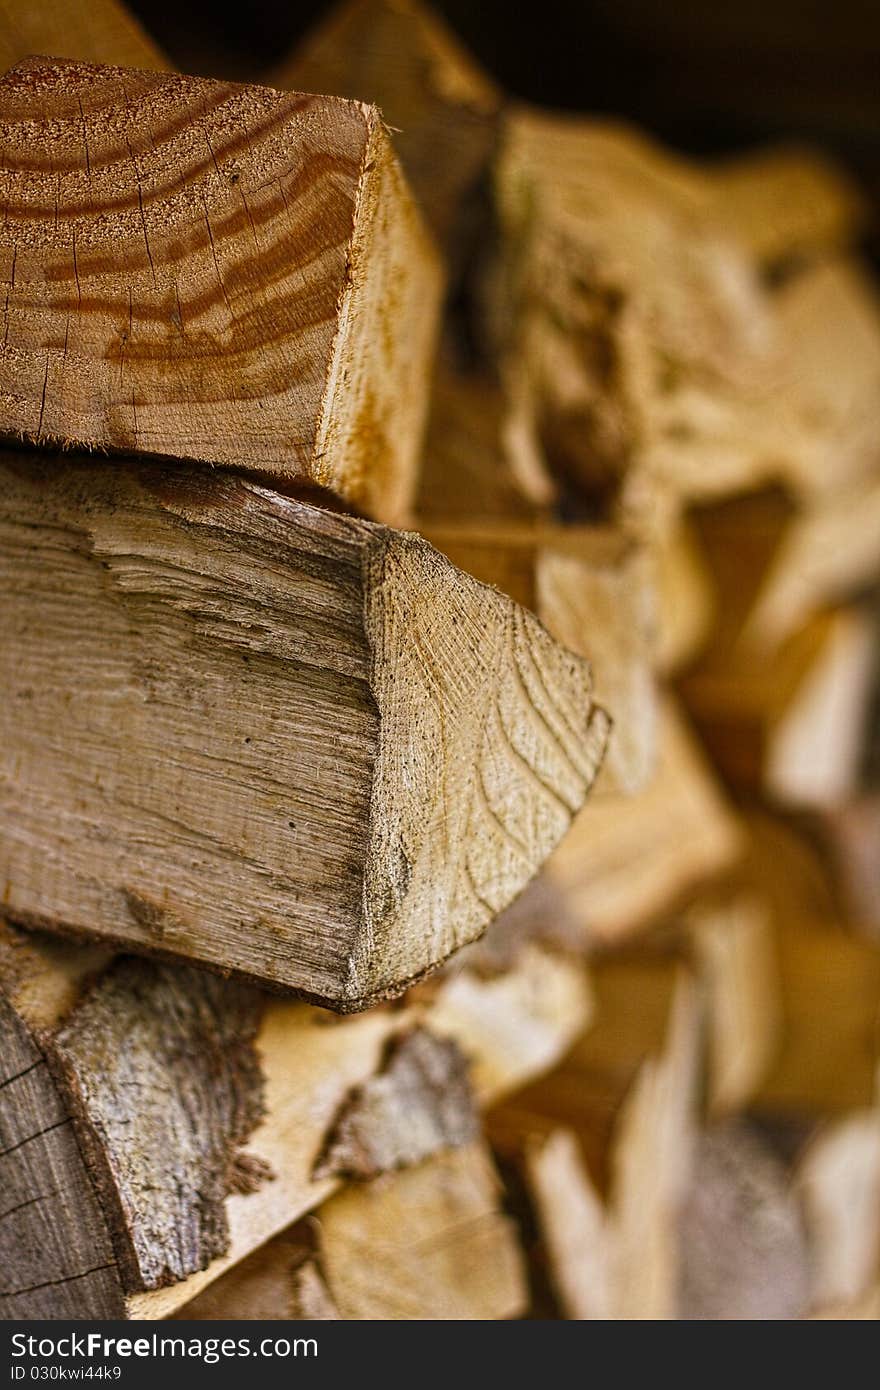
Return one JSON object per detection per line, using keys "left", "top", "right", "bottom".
{"left": 1, "top": 0, "right": 878, "bottom": 1321}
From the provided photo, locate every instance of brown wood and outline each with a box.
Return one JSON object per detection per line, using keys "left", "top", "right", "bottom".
{"left": 273, "top": 0, "right": 502, "bottom": 252}
{"left": 0, "top": 0, "right": 168, "bottom": 73}
{"left": 0, "top": 57, "right": 441, "bottom": 525}
{"left": 0, "top": 452, "right": 608, "bottom": 1006}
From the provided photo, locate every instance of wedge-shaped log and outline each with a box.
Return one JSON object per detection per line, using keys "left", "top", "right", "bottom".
{"left": 0, "top": 57, "right": 441, "bottom": 525}
{"left": 0, "top": 454, "right": 608, "bottom": 1004}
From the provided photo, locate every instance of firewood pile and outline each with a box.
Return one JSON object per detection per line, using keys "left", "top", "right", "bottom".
{"left": 1, "top": 0, "right": 879, "bottom": 1321}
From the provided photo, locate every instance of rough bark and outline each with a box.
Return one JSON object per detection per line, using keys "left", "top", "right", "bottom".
{"left": 0, "top": 57, "right": 441, "bottom": 525}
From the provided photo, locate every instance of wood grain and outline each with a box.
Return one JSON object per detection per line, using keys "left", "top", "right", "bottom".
{"left": 0, "top": 453, "right": 608, "bottom": 1005}
{"left": 0, "top": 994, "right": 125, "bottom": 1319}
{"left": 0, "top": 57, "right": 441, "bottom": 524}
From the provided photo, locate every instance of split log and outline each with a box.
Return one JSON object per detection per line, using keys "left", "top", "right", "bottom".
{"left": 682, "top": 606, "right": 876, "bottom": 810}
{"left": 703, "top": 146, "right": 864, "bottom": 271}
{"left": 0, "top": 0, "right": 168, "bottom": 72}
{"left": 651, "top": 513, "right": 714, "bottom": 675}
{"left": 796, "top": 1101, "right": 880, "bottom": 1311}
{"left": 486, "top": 111, "right": 782, "bottom": 511}
{"left": 180, "top": 1144, "right": 528, "bottom": 1321}
{"left": 0, "top": 453, "right": 608, "bottom": 1004}
{"left": 0, "top": 917, "right": 589, "bottom": 1318}
{"left": 421, "top": 521, "right": 657, "bottom": 792}
{"left": 0, "top": 57, "right": 441, "bottom": 525}
{"left": 273, "top": 0, "right": 502, "bottom": 253}
{"left": 494, "top": 971, "right": 701, "bottom": 1319}
{"left": 736, "top": 815, "right": 880, "bottom": 1117}
{"left": 523, "top": 1129, "right": 611, "bottom": 1320}
{"left": 678, "top": 1120, "right": 809, "bottom": 1320}
{"left": 504, "top": 698, "right": 741, "bottom": 947}
{"left": 690, "top": 894, "right": 780, "bottom": 1116}
{"left": 416, "top": 368, "right": 549, "bottom": 521}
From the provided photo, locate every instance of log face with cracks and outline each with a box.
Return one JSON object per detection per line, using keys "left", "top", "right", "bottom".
{"left": 0, "top": 454, "right": 609, "bottom": 1006}
{"left": 0, "top": 57, "right": 441, "bottom": 525}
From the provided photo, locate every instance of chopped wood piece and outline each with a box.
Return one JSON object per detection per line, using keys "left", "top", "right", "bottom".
{"left": 652, "top": 513, "right": 714, "bottom": 675}
{"left": 0, "top": 994, "right": 125, "bottom": 1320}
{"left": 797, "top": 1105, "right": 880, "bottom": 1311}
{"left": 0, "top": 455, "right": 608, "bottom": 1006}
{"left": 487, "top": 111, "right": 781, "bottom": 511}
{"left": 825, "top": 797, "right": 880, "bottom": 938}
{"left": 426, "top": 945, "right": 593, "bottom": 1098}
{"left": 314, "top": 1144, "right": 527, "bottom": 1319}
{"left": 704, "top": 146, "right": 865, "bottom": 270}
{"left": 0, "top": 918, "right": 588, "bottom": 1317}
{"left": 514, "top": 698, "right": 741, "bottom": 945}
{"left": 684, "top": 606, "right": 876, "bottom": 810}
{"left": 678, "top": 1120, "right": 809, "bottom": 1320}
{"left": 0, "top": 0, "right": 168, "bottom": 72}
{"left": 524, "top": 1129, "right": 611, "bottom": 1320}
{"left": 179, "top": 1144, "right": 526, "bottom": 1321}
{"left": 416, "top": 369, "right": 549, "bottom": 521}
{"left": 0, "top": 57, "right": 441, "bottom": 524}
{"left": 421, "top": 520, "right": 657, "bottom": 792}
{"left": 171, "top": 1230, "right": 337, "bottom": 1321}
{"left": 743, "top": 476, "right": 880, "bottom": 651}
{"left": 273, "top": 0, "right": 501, "bottom": 250}
{"left": 691, "top": 894, "right": 780, "bottom": 1115}
{"left": 312, "top": 1027, "right": 478, "bottom": 1180}
{"left": 737, "top": 815, "right": 880, "bottom": 1116}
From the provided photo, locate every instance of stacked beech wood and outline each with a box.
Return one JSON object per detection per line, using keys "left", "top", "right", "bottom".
{"left": 2, "top": 0, "right": 880, "bottom": 1322}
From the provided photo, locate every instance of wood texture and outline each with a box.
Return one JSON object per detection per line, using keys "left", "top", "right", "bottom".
{"left": 0, "top": 993, "right": 125, "bottom": 1319}
{"left": 0, "top": 453, "right": 609, "bottom": 1005}
{"left": 179, "top": 1143, "right": 527, "bottom": 1321}
{"left": 0, "top": 918, "right": 590, "bottom": 1317}
{"left": 0, "top": 57, "right": 441, "bottom": 524}
{"left": 511, "top": 698, "right": 741, "bottom": 945}
{"left": 274, "top": 0, "right": 502, "bottom": 251}
{"left": 0, "top": 0, "right": 168, "bottom": 73}
{"left": 310, "top": 1144, "right": 527, "bottom": 1319}
{"left": 421, "top": 521, "right": 657, "bottom": 792}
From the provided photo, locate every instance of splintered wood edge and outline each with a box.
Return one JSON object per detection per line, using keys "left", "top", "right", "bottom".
{"left": 314, "top": 110, "right": 444, "bottom": 525}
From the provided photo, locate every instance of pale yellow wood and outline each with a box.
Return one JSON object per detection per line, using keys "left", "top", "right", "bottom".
{"left": 525, "top": 1128, "right": 612, "bottom": 1319}
{"left": 313, "top": 1144, "right": 527, "bottom": 1320}
{"left": 536, "top": 697, "right": 741, "bottom": 943}
{"left": 797, "top": 1101, "right": 880, "bottom": 1309}
{"left": 691, "top": 894, "right": 781, "bottom": 1115}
